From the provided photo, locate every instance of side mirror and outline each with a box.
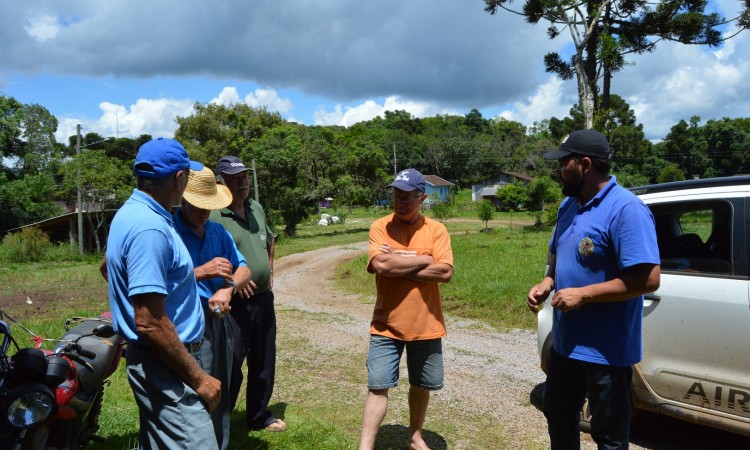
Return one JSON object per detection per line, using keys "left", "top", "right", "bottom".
{"left": 92, "top": 324, "right": 115, "bottom": 339}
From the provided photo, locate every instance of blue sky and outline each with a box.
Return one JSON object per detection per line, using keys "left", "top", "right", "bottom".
{"left": 1, "top": 0, "right": 748, "bottom": 144}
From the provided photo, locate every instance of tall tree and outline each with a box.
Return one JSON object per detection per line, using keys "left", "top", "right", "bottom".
{"left": 484, "top": 0, "right": 749, "bottom": 127}
{"left": 0, "top": 172, "right": 62, "bottom": 232}
{"left": 60, "top": 150, "right": 133, "bottom": 251}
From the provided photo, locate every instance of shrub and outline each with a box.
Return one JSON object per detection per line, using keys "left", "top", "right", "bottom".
{"left": 1, "top": 227, "right": 53, "bottom": 263}
{"left": 430, "top": 200, "right": 455, "bottom": 223}
{"left": 476, "top": 200, "right": 495, "bottom": 229}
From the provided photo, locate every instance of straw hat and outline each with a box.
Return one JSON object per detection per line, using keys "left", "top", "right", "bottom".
{"left": 183, "top": 166, "right": 233, "bottom": 210}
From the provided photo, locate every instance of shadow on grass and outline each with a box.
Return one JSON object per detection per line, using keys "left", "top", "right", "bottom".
{"left": 375, "top": 424, "right": 446, "bottom": 450}
{"left": 529, "top": 382, "right": 545, "bottom": 411}
{"left": 228, "top": 402, "right": 289, "bottom": 449}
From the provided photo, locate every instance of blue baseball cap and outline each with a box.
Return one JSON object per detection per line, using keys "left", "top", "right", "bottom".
{"left": 388, "top": 168, "right": 425, "bottom": 192}
{"left": 134, "top": 138, "right": 203, "bottom": 178}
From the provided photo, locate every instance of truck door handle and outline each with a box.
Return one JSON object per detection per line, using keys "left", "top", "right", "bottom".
{"left": 644, "top": 293, "right": 661, "bottom": 302}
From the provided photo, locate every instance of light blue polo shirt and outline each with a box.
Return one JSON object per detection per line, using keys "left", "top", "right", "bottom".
{"left": 550, "top": 176, "right": 660, "bottom": 367}
{"left": 106, "top": 189, "right": 204, "bottom": 344}
{"left": 173, "top": 208, "right": 247, "bottom": 303}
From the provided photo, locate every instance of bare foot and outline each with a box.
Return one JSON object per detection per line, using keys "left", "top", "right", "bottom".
{"left": 409, "top": 438, "right": 431, "bottom": 450}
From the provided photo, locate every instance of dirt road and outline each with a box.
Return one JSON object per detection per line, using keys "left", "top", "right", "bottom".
{"left": 272, "top": 242, "right": 750, "bottom": 450}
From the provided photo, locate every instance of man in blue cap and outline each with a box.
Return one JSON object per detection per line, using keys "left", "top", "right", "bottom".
{"left": 359, "top": 168, "right": 454, "bottom": 450}
{"left": 528, "top": 130, "right": 661, "bottom": 449}
{"left": 105, "top": 138, "right": 221, "bottom": 449}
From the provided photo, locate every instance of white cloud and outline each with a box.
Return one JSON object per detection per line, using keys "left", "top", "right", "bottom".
{"left": 24, "top": 15, "right": 60, "bottom": 42}
{"left": 210, "top": 87, "right": 241, "bottom": 105}
{"left": 210, "top": 86, "right": 293, "bottom": 115}
{"left": 497, "top": 77, "right": 572, "bottom": 126}
{"left": 313, "top": 95, "right": 460, "bottom": 127}
{"left": 55, "top": 98, "right": 194, "bottom": 143}
{"left": 244, "top": 89, "right": 293, "bottom": 114}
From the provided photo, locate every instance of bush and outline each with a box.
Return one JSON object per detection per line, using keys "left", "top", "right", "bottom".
{"left": 476, "top": 200, "right": 495, "bottom": 229}
{"left": 430, "top": 200, "right": 455, "bottom": 223}
{"left": 1, "top": 227, "right": 53, "bottom": 263}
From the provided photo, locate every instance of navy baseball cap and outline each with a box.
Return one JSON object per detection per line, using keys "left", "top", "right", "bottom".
{"left": 215, "top": 156, "right": 249, "bottom": 175}
{"left": 543, "top": 130, "right": 612, "bottom": 160}
{"left": 134, "top": 138, "right": 202, "bottom": 178}
{"left": 388, "top": 168, "right": 425, "bottom": 192}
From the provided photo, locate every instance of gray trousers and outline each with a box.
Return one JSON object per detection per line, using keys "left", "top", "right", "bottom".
{"left": 198, "top": 307, "right": 235, "bottom": 450}
{"left": 125, "top": 344, "right": 218, "bottom": 450}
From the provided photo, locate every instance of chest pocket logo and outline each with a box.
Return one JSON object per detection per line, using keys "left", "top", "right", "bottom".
{"left": 579, "top": 237, "right": 595, "bottom": 256}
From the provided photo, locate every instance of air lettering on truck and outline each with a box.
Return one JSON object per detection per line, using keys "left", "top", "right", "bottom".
{"left": 684, "top": 382, "right": 750, "bottom": 414}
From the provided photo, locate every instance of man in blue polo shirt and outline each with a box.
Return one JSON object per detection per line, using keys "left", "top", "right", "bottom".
{"left": 106, "top": 138, "right": 221, "bottom": 450}
{"left": 527, "top": 130, "right": 661, "bottom": 450}
{"left": 173, "top": 166, "right": 251, "bottom": 450}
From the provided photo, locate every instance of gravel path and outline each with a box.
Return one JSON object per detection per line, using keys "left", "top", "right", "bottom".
{"left": 272, "top": 242, "right": 750, "bottom": 449}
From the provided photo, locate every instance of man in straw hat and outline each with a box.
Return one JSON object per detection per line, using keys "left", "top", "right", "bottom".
{"left": 174, "top": 166, "right": 252, "bottom": 449}
{"left": 105, "top": 138, "right": 221, "bottom": 449}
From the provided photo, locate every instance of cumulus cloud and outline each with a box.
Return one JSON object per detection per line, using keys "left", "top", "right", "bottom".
{"left": 210, "top": 86, "right": 293, "bottom": 114}
{"left": 497, "top": 77, "right": 574, "bottom": 126}
{"left": 55, "top": 97, "right": 194, "bottom": 143}
{"left": 0, "top": 0, "right": 552, "bottom": 109}
{"left": 24, "top": 15, "right": 60, "bottom": 42}
{"left": 313, "top": 96, "right": 460, "bottom": 127}
{"left": 4, "top": 0, "right": 749, "bottom": 143}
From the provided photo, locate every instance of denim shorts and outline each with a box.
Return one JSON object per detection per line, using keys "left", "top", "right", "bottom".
{"left": 366, "top": 334, "right": 444, "bottom": 391}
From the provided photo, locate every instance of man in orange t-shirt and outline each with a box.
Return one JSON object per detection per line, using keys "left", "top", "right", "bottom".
{"left": 358, "top": 168, "right": 454, "bottom": 450}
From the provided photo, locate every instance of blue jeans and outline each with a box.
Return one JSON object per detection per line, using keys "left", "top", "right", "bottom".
{"left": 366, "top": 334, "right": 444, "bottom": 390}
{"left": 543, "top": 349, "right": 633, "bottom": 450}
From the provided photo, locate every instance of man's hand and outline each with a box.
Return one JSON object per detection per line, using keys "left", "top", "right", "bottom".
{"left": 550, "top": 287, "right": 586, "bottom": 313}
{"left": 195, "top": 373, "right": 221, "bottom": 413}
{"left": 527, "top": 279, "right": 553, "bottom": 314}
{"left": 236, "top": 278, "right": 256, "bottom": 299}
{"left": 195, "top": 257, "right": 233, "bottom": 282}
{"left": 208, "top": 289, "right": 232, "bottom": 315}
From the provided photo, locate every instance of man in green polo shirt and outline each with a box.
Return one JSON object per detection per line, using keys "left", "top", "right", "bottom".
{"left": 210, "top": 156, "right": 287, "bottom": 433}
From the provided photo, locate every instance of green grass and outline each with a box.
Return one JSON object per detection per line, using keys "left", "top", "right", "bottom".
{"left": 0, "top": 209, "right": 552, "bottom": 449}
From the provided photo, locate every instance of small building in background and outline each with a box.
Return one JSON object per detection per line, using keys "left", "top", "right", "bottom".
{"left": 471, "top": 172, "right": 534, "bottom": 203}
{"left": 317, "top": 197, "right": 334, "bottom": 209}
{"left": 424, "top": 175, "right": 454, "bottom": 204}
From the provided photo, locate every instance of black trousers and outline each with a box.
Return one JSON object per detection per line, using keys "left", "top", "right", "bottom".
{"left": 228, "top": 289, "right": 277, "bottom": 429}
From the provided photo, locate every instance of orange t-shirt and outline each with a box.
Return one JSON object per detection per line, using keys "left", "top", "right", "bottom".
{"left": 367, "top": 213, "right": 453, "bottom": 340}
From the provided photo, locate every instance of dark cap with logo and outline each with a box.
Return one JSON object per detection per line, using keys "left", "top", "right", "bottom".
{"left": 543, "top": 130, "right": 612, "bottom": 160}
{"left": 134, "top": 138, "right": 203, "bottom": 178}
{"left": 214, "top": 156, "right": 249, "bottom": 175}
{"left": 388, "top": 168, "right": 425, "bottom": 193}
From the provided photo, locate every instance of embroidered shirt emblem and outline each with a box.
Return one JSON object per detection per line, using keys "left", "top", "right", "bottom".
{"left": 579, "top": 237, "right": 594, "bottom": 256}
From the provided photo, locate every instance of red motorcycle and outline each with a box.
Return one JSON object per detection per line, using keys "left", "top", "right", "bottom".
{"left": 0, "top": 308, "right": 124, "bottom": 450}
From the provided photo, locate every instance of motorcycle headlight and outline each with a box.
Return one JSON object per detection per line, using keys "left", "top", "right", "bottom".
{"left": 3, "top": 383, "right": 55, "bottom": 428}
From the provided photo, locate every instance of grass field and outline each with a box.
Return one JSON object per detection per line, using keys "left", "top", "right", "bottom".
{"left": 0, "top": 200, "right": 553, "bottom": 449}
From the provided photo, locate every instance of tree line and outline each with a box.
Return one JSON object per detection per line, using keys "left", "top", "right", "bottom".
{"left": 2, "top": 94, "right": 750, "bottom": 240}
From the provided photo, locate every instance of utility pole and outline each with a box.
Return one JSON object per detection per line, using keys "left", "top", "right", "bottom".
{"left": 392, "top": 142, "right": 397, "bottom": 175}
{"left": 251, "top": 159, "right": 259, "bottom": 203}
{"left": 76, "top": 124, "right": 84, "bottom": 255}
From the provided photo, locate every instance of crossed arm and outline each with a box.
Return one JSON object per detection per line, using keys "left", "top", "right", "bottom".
{"left": 369, "top": 243, "right": 453, "bottom": 283}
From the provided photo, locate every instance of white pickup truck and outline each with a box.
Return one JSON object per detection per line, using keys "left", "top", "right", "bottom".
{"left": 537, "top": 175, "right": 750, "bottom": 437}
